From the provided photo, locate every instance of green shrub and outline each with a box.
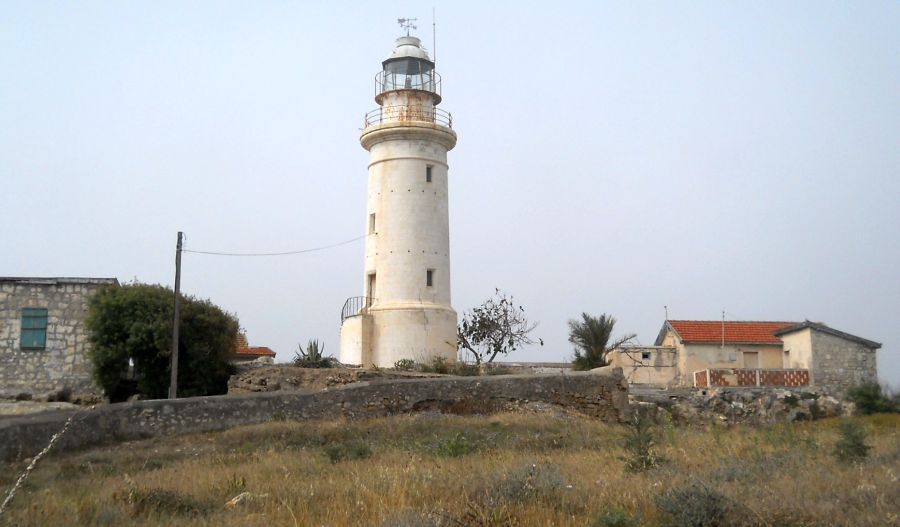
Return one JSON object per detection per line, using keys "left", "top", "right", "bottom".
{"left": 655, "top": 483, "right": 746, "bottom": 527}
{"left": 620, "top": 417, "right": 665, "bottom": 472}
{"left": 293, "top": 339, "right": 334, "bottom": 368}
{"left": 433, "top": 433, "right": 475, "bottom": 457}
{"left": 833, "top": 419, "right": 871, "bottom": 463}
{"left": 324, "top": 441, "right": 373, "bottom": 464}
{"left": 847, "top": 383, "right": 898, "bottom": 415}
{"left": 86, "top": 282, "right": 238, "bottom": 401}
{"left": 591, "top": 508, "right": 640, "bottom": 527}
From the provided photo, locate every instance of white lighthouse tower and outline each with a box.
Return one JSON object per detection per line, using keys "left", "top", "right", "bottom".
{"left": 339, "top": 28, "right": 458, "bottom": 367}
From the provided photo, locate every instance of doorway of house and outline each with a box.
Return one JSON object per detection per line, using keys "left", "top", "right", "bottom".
{"left": 743, "top": 351, "right": 759, "bottom": 368}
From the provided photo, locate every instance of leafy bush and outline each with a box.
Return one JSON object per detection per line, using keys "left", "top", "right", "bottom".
{"left": 86, "top": 282, "right": 238, "bottom": 401}
{"left": 655, "top": 483, "right": 747, "bottom": 527}
{"left": 324, "top": 441, "right": 372, "bottom": 464}
{"left": 847, "top": 383, "right": 898, "bottom": 415}
{"left": 591, "top": 508, "right": 640, "bottom": 527}
{"left": 293, "top": 339, "right": 334, "bottom": 368}
{"left": 621, "top": 417, "right": 666, "bottom": 472}
{"left": 833, "top": 419, "right": 871, "bottom": 463}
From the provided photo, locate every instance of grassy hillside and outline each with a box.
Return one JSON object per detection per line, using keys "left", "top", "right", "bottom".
{"left": 1, "top": 410, "right": 897, "bottom": 526}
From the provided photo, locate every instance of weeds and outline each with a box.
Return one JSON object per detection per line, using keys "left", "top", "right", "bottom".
{"left": 115, "top": 476, "right": 210, "bottom": 517}
{"left": 489, "top": 462, "right": 564, "bottom": 503}
{"left": 655, "top": 482, "right": 748, "bottom": 527}
{"left": 591, "top": 508, "right": 640, "bottom": 527}
{"left": 620, "top": 416, "right": 665, "bottom": 472}
{"left": 393, "top": 358, "right": 416, "bottom": 371}
{"left": 324, "top": 441, "right": 373, "bottom": 464}
{"left": 433, "top": 433, "right": 475, "bottom": 457}
{"left": 1, "top": 413, "right": 898, "bottom": 527}
{"left": 833, "top": 419, "right": 871, "bottom": 463}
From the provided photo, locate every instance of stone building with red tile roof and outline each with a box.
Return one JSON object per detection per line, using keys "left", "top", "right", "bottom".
{"left": 608, "top": 319, "right": 880, "bottom": 392}
{"left": 227, "top": 334, "right": 276, "bottom": 364}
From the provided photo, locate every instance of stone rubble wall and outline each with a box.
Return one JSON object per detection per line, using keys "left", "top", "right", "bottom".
{"left": 0, "top": 281, "right": 108, "bottom": 398}
{"left": 632, "top": 386, "right": 852, "bottom": 426}
{"left": 0, "top": 368, "right": 629, "bottom": 461}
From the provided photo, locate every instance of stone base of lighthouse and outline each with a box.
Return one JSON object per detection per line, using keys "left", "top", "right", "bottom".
{"left": 339, "top": 303, "right": 457, "bottom": 368}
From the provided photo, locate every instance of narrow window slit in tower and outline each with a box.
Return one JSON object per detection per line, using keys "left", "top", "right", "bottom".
{"left": 426, "top": 165, "right": 433, "bottom": 183}
{"left": 369, "top": 213, "right": 376, "bottom": 234}
{"left": 426, "top": 269, "right": 434, "bottom": 287}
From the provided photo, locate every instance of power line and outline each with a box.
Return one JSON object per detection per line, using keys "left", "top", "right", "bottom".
{"left": 182, "top": 235, "right": 365, "bottom": 257}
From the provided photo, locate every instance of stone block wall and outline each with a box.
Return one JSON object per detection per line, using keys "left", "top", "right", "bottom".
{"left": 810, "top": 331, "right": 878, "bottom": 393}
{"left": 0, "top": 368, "right": 629, "bottom": 461}
{"left": 0, "top": 278, "right": 116, "bottom": 397}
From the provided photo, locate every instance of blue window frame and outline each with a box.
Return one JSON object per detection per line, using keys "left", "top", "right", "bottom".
{"left": 21, "top": 308, "right": 48, "bottom": 350}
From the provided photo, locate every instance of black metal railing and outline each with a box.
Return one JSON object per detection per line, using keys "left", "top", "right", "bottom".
{"left": 376, "top": 70, "right": 441, "bottom": 98}
{"left": 341, "top": 296, "right": 376, "bottom": 324}
{"left": 364, "top": 105, "right": 453, "bottom": 129}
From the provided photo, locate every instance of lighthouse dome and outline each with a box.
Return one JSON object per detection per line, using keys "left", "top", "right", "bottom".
{"left": 385, "top": 36, "right": 432, "bottom": 63}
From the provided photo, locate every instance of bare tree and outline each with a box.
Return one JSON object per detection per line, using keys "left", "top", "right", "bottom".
{"left": 457, "top": 289, "right": 542, "bottom": 365}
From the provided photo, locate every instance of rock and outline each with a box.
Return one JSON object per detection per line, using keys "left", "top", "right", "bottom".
{"left": 35, "top": 388, "right": 71, "bottom": 403}
{"left": 224, "top": 491, "right": 269, "bottom": 509}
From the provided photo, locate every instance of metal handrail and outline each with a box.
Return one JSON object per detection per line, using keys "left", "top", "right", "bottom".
{"left": 341, "top": 296, "right": 376, "bottom": 323}
{"left": 364, "top": 106, "right": 453, "bottom": 129}
{"left": 376, "top": 70, "right": 441, "bottom": 97}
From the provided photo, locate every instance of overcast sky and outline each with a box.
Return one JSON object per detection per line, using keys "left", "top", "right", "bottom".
{"left": 2, "top": 1, "right": 898, "bottom": 385}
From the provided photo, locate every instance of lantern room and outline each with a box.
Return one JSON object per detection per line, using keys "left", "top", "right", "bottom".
{"left": 375, "top": 36, "right": 442, "bottom": 104}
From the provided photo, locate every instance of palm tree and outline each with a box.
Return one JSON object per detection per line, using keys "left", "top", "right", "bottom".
{"left": 568, "top": 313, "right": 636, "bottom": 370}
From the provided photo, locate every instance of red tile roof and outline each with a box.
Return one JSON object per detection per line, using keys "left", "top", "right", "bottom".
{"left": 666, "top": 320, "right": 796, "bottom": 344}
{"left": 232, "top": 346, "right": 276, "bottom": 358}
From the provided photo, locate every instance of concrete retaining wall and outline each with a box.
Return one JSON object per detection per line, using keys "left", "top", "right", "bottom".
{"left": 0, "top": 369, "right": 628, "bottom": 461}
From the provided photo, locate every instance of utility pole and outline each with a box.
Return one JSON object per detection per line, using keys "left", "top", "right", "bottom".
{"left": 169, "top": 231, "right": 183, "bottom": 399}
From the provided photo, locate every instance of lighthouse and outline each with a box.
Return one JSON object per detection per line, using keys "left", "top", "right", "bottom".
{"left": 339, "top": 29, "right": 458, "bottom": 367}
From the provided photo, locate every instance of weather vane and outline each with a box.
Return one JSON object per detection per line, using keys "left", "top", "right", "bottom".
{"left": 397, "top": 17, "right": 417, "bottom": 36}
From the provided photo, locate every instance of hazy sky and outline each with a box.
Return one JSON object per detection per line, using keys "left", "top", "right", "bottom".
{"left": 2, "top": 1, "right": 898, "bottom": 385}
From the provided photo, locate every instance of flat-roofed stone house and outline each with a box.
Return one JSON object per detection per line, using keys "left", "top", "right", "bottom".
{"left": 0, "top": 277, "right": 118, "bottom": 398}
{"left": 608, "top": 319, "right": 880, "bottom": 393}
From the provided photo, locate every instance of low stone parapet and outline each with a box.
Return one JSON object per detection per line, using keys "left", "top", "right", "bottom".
{"left": 0, "top": 368, "right": 628, "bottom": 462}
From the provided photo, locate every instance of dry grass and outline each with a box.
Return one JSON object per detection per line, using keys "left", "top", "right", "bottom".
{"left": 0, "top": 411, "right": 898, "bottom": 526}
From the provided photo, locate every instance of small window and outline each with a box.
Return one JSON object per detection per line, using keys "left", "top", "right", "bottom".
{"left": 641, "top": 351, "right": 651, "bottom": 361}
{"left": 367, "top": 273, "right": 376, "bottom": 298}
{"left": 368, "top": 213, "right": 376, "bottom": 234}
{"left": 426, "top": 269, "right": 434, "bottom": 287}
{"left": 425, "top": 165, "right": 433, "bottom": 183}
{"left": 21, "top": 308, "right": 48, "bottom": 350}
